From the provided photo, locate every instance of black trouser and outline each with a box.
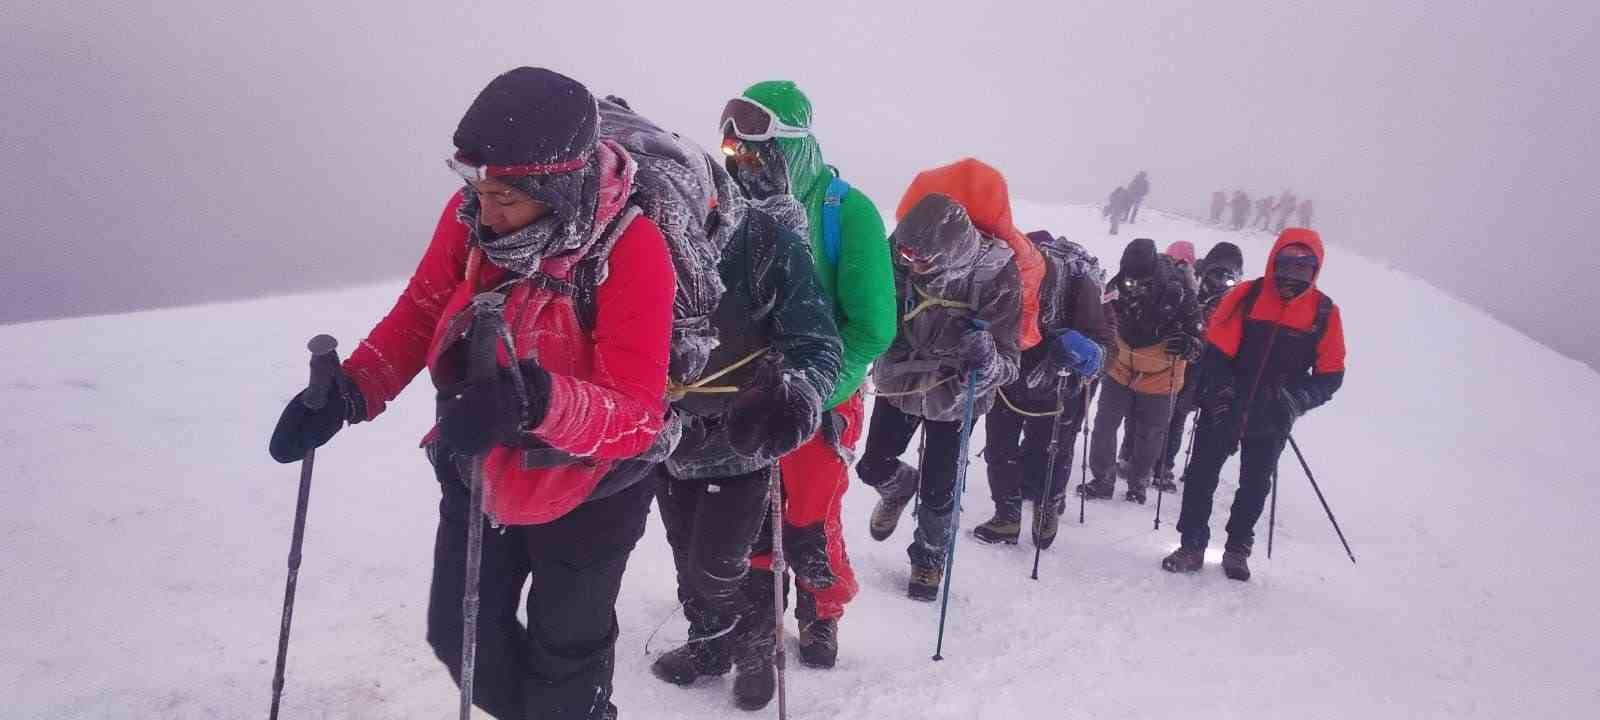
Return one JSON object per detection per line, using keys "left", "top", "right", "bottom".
{"left": 1090, "top": 378, "right": 1176, "bottom": 491}
{"left": 655, "top": 466, "right": 772, "bottom": 642}
{"left": 857, "top": 401, "right": 964, "bottom": 569}
{"left": 427, "top": 450, "right": 652, "bottom": 720}
{"left": 984, "top": 394, "right": 1083, "bottom": 505}
{"left": 1174, "top": 413, "right": 1288, "bottom": 553}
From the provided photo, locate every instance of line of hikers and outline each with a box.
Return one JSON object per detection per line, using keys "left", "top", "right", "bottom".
{"left": 1210, "top": 189, "right": 1314, "bottom": 232}
{"left": 267, "top": 67, "right": 1348, "bottom": 719}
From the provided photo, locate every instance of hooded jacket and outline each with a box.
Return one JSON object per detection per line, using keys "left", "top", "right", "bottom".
{"left": 894, "top": 159, "right": 1045, "bottom": 350}
{"left": 1103, "top": 241, "right": 1204, "bottom": 395}
{"left": 740, "top": 81, "right": 897, "bottom": 408}
{"left": 1202, "top": 228, "right": 1346, "bottom": 435}
{"left": 873, "top": 194, "right": 1022, "bottom": 422}
{"left": 662, "top": 209, "right": 843, "bottom": 479}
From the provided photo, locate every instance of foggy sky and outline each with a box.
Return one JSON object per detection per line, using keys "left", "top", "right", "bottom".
{"left": 4, "top": 0, "right": 1598, "bottom": 370}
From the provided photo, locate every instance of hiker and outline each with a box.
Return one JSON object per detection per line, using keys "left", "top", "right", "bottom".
{"left": 974, "top": 230, "right": 1112, "bottom": 548}
{"left": 1210, "top": 190, "right": 1227, "bottom": 224}
{"left": 856, "top": 189, "right": 1022, "bottom": 601}
{"left": 1150, "top": 241, "right": 1243, "bottom": 491}
{"left": 1106, "top": 186, "right": 1131, "bottom": 235}
{"left": 1078, "top": 238, "right": 1203, "bottom": 505}
{"left": 646, "top": 119, "right": 844, "bottom": 710}
{"left": 1230, "top": 190, "right": 1251, "bottom": 230}
{"left": 720, "top": 81, "right": 897, "bottom": 670}
{"left": 269, "top": 67, "right": 678, "bottom": 719}
{"left": 1163, "top": 228, "right": 1346, "bottom": 581}
{"left": 1127, "top": 171, "right": 1151, "bottom": 223}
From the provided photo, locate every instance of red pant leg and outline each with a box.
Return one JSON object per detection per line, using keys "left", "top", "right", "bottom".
{"left": 751, "top": 394, "right": 863, "bottom": 620}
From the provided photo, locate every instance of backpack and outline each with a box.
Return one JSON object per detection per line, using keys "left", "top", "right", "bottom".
{"left": 1029, "top": 232, "right": 1105, "bottom": 338}
{"left": 562, "top": 97, "right": 737, "bottom": 387}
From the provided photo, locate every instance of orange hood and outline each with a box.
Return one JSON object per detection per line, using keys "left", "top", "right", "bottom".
{"left": 895, "top": 158, "right": 1044, "bottom": 349}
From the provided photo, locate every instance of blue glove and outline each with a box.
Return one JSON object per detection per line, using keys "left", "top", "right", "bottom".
{"left": 1056, "top": 329, "right": 1104, "bottom": 377}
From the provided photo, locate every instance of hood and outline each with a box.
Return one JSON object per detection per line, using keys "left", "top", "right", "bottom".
{"left": 740, "top": 80, "right": 829, "bottom": 206}
{"left": 892, "top": 193, "right": 982, "bottom": 282}
{"left": 1199, "top": 241, "right": 1244, "bottom": 275}
{"left": 1260, "top": 227, "right": 1326, "bottom": 313}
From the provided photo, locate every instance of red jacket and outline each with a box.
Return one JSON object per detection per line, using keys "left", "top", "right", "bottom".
{"left": 343, "top": 191, "right": 675, "bottom": 525}
{"left": 1203, "top": 228, "right": 1345, "bottom": 433}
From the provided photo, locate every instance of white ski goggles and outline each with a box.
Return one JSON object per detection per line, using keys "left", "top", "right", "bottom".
{"left": 719, "top": 97, "right": 810, "bottom": 142}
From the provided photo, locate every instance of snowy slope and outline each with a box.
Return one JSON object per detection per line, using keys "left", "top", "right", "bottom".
{"left": 3, "top": 204, "right": 1597, "bottom": 719}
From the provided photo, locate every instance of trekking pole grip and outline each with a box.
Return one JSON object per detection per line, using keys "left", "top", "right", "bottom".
{"left": 299, "top": 334, "right": 341, "bottom": 411}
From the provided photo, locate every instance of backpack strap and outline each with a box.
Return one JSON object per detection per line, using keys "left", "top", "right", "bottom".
{"left": 821, "top": 175, "right": 851, "bottom": 266}
{"left": 1312, "top": 294, "right": 1334, "bottom": 343}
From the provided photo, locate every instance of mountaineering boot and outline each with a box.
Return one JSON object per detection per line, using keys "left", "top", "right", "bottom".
{"left": 732, "top": 572, "right": 777, "bottom": 711}
{"left": 650, "top": 632, "right": 732, "bottom": 686}
{"left": 1076, "top": 477, "right": 1115, "bottom": 500}
{"left": 1124, "top": 485, "right": 1148, "bottom": 505}
{"left": 1221, "top": 549, "right": 1252, "bottom": 581}
{"left": 1152, "top": 470, "right": 1177, "bottom": 493}
{"left": 867, "top": 461, "right": 920, "bottom": 541}
{"left": 797, "top": 618, "right": 838, "bottom": 669}
{"left": 869, "top": 494, "right": 914, "bottom": 541}
{"left": 907, "top": 563, "right": 942, "bottom": 602}
{"left": 1161, "top": 545, "right": 1205, "bottom": 573}
{"left": 972, "top": 499, "right": 1022, "bottom": 545}
{"left": 1032, "top": 496, "right": 1066, "bottom": 550}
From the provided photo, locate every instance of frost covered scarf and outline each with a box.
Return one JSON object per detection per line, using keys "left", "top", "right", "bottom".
{"left": 458, "top": 139, "right": 636, "bottom": 277}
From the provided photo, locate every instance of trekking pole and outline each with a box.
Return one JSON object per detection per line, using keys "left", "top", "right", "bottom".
{"left": 269, "top": 334, "right": 340, "bottom": 720}
{"left": 1287, "top": 435, "right": 1357, "bottom": 564}
{"left": 458, "top": 292, "right": 508, "bottom": 720}
{"left": 1154, "top": 359, "right": 1182, "bottom": 531}
{"left": 1030, "top": 373, "right": 1071, "bottom": 580}
{"left": 1078, "top": 383, "right": 1092, "bottom": 525}
{"left": 768, "top": 465, "right": 789, "bottom": 719}
{"left": 933, "top": 370, "right": 979, "bottom": 661}
{"left": 1267, "top": 467, "right": 1279, "bottom": 559}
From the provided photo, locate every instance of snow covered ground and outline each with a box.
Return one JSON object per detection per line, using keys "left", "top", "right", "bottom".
{"left": 3, "top": 203, "right": 1598, "bottom": 718}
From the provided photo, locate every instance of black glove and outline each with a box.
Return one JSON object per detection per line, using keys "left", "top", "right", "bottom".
{"left": 1278, "top": 384, "right": 1313, "bottom": 422}
{"left": 957, "top": 330, "right": 998, "bottom": 378}
{"left": 1163, "top": 332, "right": 1201, "bottom": 360}
{"left": 726, "top": 363, "right": 820, "bottom": 461}
{"left": 436, "top": 361, "right": 550, "bottom": 455}
{"left": 269, "top": 368, "right": 366, "bottom": 464}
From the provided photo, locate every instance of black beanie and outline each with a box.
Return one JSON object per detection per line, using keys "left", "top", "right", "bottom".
{"left": 453, "top": 67, "right": 599, "bottom": 173}
{"left": 1120, "top": 238, "right": 1157, "bottom": 279}
{"left": 1201, "top": 241, "right": 1244, "bottom": 275}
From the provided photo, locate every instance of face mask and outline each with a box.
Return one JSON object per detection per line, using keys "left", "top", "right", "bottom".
{"left": 723, "top": 138, "right": 790, "bottom": 201}
{"left": 1273, "top": 253, "right": 1317, "bottom": 299}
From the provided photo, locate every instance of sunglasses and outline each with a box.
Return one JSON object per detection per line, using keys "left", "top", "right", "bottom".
{"left": 719, "top": 97, "right": 810, "bottom": 142}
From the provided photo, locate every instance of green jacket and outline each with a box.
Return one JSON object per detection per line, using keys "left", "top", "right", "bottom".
{"left": 743, "top": 81, "right": 897, "bottom": 408}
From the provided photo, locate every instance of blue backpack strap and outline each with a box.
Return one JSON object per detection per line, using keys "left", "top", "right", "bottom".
{"left": 822, "top": 175, "right": 851, "bottom": 266}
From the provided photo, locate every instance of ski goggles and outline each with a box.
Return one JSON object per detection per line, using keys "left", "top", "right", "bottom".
{"left": 1273, "top": 252, "right": 1318, "bottom": 283}
{"left": 719, "top": 97, "right": 810, "bottom": 142}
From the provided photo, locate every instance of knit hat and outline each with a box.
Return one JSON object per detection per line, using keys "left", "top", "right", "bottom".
{"left": 453, "top": 67, "right": 599, "bottom": 173}
{"left": 1120, "top": 238, "right": 1157, "bottom": 279}
{"left": 1199, "top": 241, "right": 1244, "bottom": 275}
{"left": 1165, "top": 241, "right": 1197, "bottom": 265}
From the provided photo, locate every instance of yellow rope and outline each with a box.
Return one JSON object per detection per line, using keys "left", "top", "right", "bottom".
{"left": 902, "top": 286, "right": 974, "bottom": 323}
{"left": 666, "top": 348, "right": 770, "bottom": 401}
{"left": 996, "top": 387, "right": 1061, "bottom": 417}
{"left": 866, "top": 374, "right": 956, "bottom": 398}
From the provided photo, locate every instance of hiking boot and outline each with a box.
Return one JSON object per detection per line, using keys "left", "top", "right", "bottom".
{"left": 1162, "top": 545, "right": 1205, "bottom": 573}
{"left": 731, "top": 590, "right": 777, "bottom": 710}
{"left": 1124, "top": 485, "right": 1148, "bottom": 505}
{"left": 1152, "top": 471, "right": 1177, "bottom": 493}
{"left": 972, "top": 500, "right": 1022, "bottom": 545}
{"left": 1032, "top": 496, "right": 1066, "bottom": 550}
{"left": 1221, "top": 550, "right": 1252, "bottom": 581}
{"left": 797, "top": 618, "right": 838, "bottom": 669}
{"left": 650, "top": 637, "right": 731, "bottom": 686}
{"left": 869, "top": 494, "right": 914, "bottom": 541}
{"left": 907, "top": 564, "right": 942, "bottom": 602}
{"left": 1076, "top": 478, "right": 1115, "bottom": 500}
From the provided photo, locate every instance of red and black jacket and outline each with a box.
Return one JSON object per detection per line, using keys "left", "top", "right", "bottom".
{"left": 1200, "top": 228, "right": 1346, "bottom": 435}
